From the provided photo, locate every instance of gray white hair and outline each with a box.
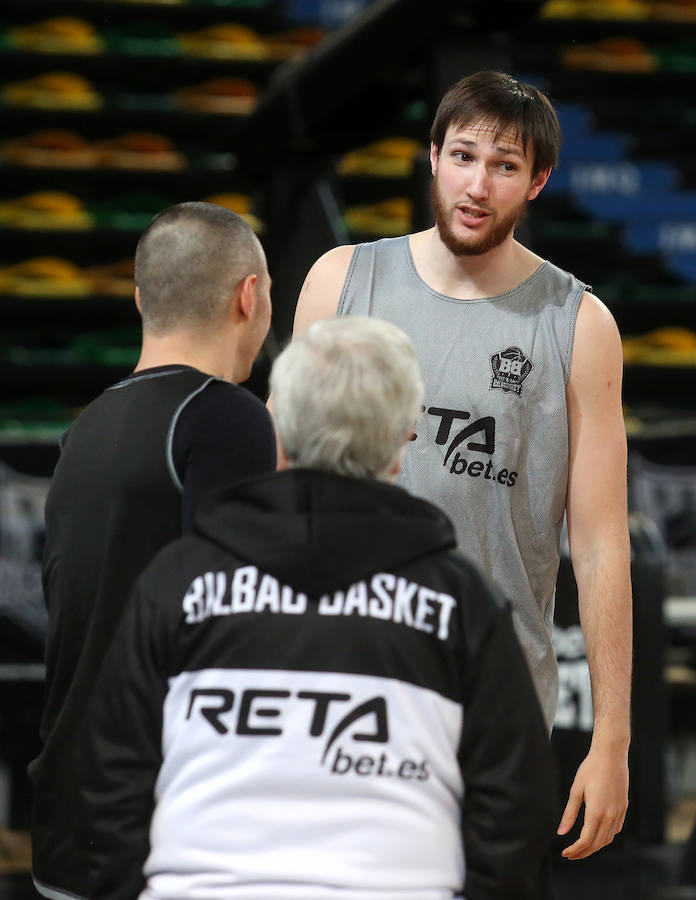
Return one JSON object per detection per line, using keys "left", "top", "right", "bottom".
{"left": 270, "top": 316, "right": 424, "bottom": 480}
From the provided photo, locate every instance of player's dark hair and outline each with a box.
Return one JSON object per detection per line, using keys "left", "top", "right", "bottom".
{"left": 430, "top": 71, "right": 562, "bottom": 175}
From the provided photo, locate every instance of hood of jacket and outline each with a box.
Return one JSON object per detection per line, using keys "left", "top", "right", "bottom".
{"left": 193, "top": 468, "right": 456, "bottom": 596}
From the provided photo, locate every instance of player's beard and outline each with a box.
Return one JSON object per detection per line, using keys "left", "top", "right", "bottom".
{"left": 430, "top": 174, "right": 529, "bottom": 257}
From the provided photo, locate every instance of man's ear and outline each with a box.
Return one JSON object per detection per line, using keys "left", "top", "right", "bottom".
{"left": 528, "top": 167, "right": 552, "bottom": 201}
{"left": 134, "top": 285, "right": 142, "bottom": 314}
{"left": 236, "top": 273, "right": 258, "bottom": 321}
{"left": 430, "top": 142, "right": 439, "bottom": 176}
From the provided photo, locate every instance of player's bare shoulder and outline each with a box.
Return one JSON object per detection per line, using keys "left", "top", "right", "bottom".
{"left": 571, "top": 290, "right": 623, "bottom": 385}
{"left": 293, "top": 244, "right": 356, "bottom": 336}
{"left": 576, "top": 291, "right": 621, "bottom": 345}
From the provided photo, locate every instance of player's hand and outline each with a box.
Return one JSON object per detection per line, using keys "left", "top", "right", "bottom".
{"left": 556, "top": 742, "right": 629, "bottom": 860}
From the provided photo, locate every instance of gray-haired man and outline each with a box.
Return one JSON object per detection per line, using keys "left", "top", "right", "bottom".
{"left": 81, "top": 317, "right": 556, "bottom": 900}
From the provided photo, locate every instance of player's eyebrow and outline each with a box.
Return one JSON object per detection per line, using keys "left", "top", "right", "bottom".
{"left": 450, "top": 138, "right": 525, "bottom": 158}
{"left": 493, "top": 143, "right": 524, "bottom": 157}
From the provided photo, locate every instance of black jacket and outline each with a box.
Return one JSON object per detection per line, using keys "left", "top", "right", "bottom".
{"left": 31, "top": 367, "right": 275, "bottom": 899}
{"left": 81, "top": 469, "right": 556, "bottom": 900}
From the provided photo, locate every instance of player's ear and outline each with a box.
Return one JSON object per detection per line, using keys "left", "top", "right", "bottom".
{"left": 134, "top": 285, "right": 142, "bottom": 314}
{"left": 236, "top": 274, "right": 258, "bottom": 321}
{"left": 528, "top": 167, "right": 551, "bottom": 201}
{"left": 430, "top": 142, "right": 441, "bottom": 176}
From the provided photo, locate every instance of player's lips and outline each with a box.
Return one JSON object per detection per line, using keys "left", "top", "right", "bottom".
{"left": 456, "top": 205, "right": 492, "bottom": 226}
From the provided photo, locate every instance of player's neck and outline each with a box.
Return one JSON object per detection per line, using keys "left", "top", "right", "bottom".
{"left": 409, "top": 228, "right": 543, "bottom": 300}
{"left": 134, "top": 329, "right": 238, "bottom": 382}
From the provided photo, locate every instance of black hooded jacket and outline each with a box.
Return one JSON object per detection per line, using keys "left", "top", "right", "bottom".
{"left": 80, "top": 469, "right": 556, "bottom": 900}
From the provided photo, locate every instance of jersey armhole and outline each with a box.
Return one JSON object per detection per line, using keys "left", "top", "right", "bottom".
{"left": 336, "top": 245, "right": 360, "bottom": 317}
{"left": 165, "top": 377, "right": 218, "bottom": 493}
{"left": 563, "top": 281, "right": 590, "bottom": 386}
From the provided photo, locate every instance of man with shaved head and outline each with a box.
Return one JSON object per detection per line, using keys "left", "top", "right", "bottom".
{"left": 30, "top": 201, "right": 276, "bottom": 900}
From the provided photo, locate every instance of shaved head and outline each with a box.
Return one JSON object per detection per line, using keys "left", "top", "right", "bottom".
{"left": 135, "top": 201, "right": 266, "bottom": 335}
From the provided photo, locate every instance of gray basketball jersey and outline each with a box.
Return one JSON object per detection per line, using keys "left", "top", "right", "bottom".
{"left": 338, "top": 235, "right": 586, "bottom": 728}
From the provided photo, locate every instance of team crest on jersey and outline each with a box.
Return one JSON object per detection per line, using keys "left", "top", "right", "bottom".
{"left": 490, "top": 346, "right": 533, "bottom": 396}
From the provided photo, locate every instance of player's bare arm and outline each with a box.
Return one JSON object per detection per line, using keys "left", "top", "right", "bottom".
{"left": 559, "top": 291, "right": 632, "bottom": 860}
{"left": 292, "top": 244, "right": 355, "bottom": 336}
{"left": 267, "top": 245, "right": 355, "bottom": 446}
